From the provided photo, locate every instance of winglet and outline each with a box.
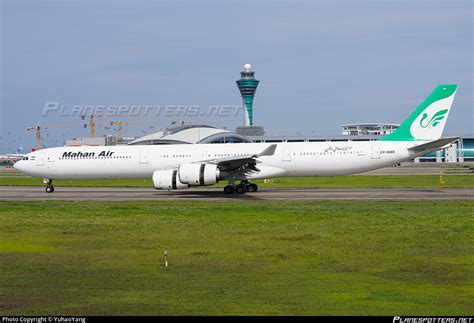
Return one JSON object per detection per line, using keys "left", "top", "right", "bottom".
{"left": 257, "top": 144, "right": 277, "bottom": 157}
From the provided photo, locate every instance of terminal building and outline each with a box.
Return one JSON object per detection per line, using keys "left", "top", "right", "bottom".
{"left": 416, "top": 135, "right": 473, "bottom": 163}
{"left": 341, "top": 123, "right": 399, "bottom": 136}
{"left": 127, "top": 125, "right": 252, "bottom": 145}
{"left": 65, "top": 125, "right": 252, "bottom": 147}
{"left": 339, "top": 123, "right": 473, "bottom": 162}
{"left": 128, "top": 123, "right": 474, "bottom": 163}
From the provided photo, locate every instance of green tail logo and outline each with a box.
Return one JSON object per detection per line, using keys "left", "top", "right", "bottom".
{"left": 419, "top": 109, "right": 448, "bottom": 128}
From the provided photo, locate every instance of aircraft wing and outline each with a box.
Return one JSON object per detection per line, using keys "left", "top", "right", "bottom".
{"left": 199, "top": 144, "right": 277, "bottom": 172}
{"left": 408, "top": 137, "right": 459, "bottom": 153}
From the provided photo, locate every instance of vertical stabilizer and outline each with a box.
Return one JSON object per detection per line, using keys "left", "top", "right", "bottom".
{"left": 379, "top": 85, "right": 457, "bottom": 141}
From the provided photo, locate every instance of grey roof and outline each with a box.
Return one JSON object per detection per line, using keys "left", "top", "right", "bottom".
{"left": 127, "top": 125, "right": 252, "bottom": 145}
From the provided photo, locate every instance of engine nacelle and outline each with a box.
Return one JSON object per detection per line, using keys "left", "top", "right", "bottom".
{"left": 152, "top": 169, "right": 189, "bottom": 190}
{"left": 178, "top": 163, "right": 220, "bottom": 186}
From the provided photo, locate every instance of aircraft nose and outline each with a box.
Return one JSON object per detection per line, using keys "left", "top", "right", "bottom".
{"left": 13, "top": 160, "right": 23, "bottom": 172}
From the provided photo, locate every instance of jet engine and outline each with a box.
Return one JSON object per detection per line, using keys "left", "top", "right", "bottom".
{"left": 178, "top": 163, "right": 220, "bottom": 186}
{"left": 152, "top": 169, "right": 189, "bottom": 190}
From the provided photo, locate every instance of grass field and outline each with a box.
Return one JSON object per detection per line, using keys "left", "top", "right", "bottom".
{"left": 0, "top": 174, "right": 473, "bottom": 188}
{"left": 1, "top": 200, "right": 473, "bottom": 315}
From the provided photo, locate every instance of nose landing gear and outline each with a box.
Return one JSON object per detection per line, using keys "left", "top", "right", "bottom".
{"left": 44, "top": 179, "right": 54, "bottom": 193}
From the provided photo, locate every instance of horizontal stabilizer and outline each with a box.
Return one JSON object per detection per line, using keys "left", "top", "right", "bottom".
{"left": 408, "top": 137, "right": 459, "bottom": 153}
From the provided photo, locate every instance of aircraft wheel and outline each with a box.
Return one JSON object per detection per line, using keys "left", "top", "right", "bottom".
{"left": 247, "top": 183, "right": 258, "bottom": 192}
{"left": 45, "top": 185, "right": 54, "bottom": 193}
{"left": 223, "top": 185, "right": 234, "bottom": 194}
{"left": 235, "top": 184, "right": 246, "bottom": 194}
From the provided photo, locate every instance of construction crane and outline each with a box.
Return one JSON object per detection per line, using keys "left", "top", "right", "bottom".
{"left": 26, "top": 124, "right": 77, "bottom": 150}
{"left": 109, "top": 118, "right": 162, "bottom": 138}
{"left": 81, "top": 114, "right": 144, "bottom": 138}
{"left": 90, "top": 118, "right": 162, "bottom": 138}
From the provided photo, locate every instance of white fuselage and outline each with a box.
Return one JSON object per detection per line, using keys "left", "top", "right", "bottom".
{"left": 14, "top": 141, "right": 422, "bottom": 180}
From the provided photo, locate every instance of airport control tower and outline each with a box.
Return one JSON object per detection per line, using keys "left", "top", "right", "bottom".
{"left": 236, "top": 64, "right": 260, "bottom": 126}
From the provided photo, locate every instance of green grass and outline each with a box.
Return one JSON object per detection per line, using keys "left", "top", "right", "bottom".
{"left": 1, "top": 201, "right": 473, "bottom": 315}
{"left": 0, "top": 174, "right": 473, "bottom": 188}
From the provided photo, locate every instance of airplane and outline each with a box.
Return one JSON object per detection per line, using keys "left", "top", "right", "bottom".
{"left": 14, "top": 84, "right": 459, "bottom": 194}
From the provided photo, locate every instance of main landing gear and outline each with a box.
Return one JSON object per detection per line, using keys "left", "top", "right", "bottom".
{"left": 44, "top": 179, "right": 54, "bottom": 193}
{"left": 223, "top": 180, "right": 258, "bottom": 194}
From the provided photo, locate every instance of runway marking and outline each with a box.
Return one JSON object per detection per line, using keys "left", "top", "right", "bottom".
{"left": 0, "top": 186, "right": 473, "bottom": 201}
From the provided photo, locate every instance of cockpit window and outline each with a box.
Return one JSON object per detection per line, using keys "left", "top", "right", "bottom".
{"left": 22, "top": 157, "right": 29, "bottom": 160}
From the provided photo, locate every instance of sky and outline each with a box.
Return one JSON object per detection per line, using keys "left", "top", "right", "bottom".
{"left": 1, "top": 0, "right": 472, "bottom": 152}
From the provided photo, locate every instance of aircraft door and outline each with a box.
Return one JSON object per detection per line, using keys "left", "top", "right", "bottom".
{"left": 36, "top": 153, "right": 44, "bottom": 166}
{"left": 371, "top": 145, "right": 381, "bottom": 159}
{"left": 139, "top": 150, "right": 148, "bottom": 164}
{"left": 282, "top": 148, "right": 292, "bottom": 162}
